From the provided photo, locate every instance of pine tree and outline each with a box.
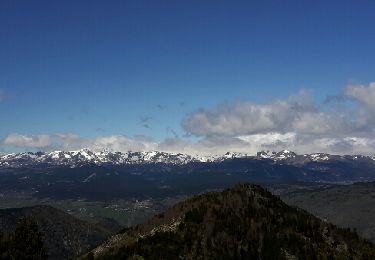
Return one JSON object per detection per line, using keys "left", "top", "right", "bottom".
{"left": 12, "top": 217, "right": 48, "bottom": 260}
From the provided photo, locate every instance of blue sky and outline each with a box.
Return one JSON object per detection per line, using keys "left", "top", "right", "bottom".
{"left": 1, "top": 1, "right": 375, "bottom": 154}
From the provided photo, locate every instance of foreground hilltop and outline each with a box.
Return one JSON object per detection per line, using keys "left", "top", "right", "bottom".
{"left": 85, "top": 183, "right": 375, "bottom": 259}
{"left": 0, "top": 205, "right": 117, "bottom": 259}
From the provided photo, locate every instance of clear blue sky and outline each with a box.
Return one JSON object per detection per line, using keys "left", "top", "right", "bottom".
{"left": 1, "top": 0, "right": 375, "bottom": 145}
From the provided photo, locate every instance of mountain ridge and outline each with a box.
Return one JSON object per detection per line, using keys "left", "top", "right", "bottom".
{"left": 0, "top": 205, "right": 119, "bottom": 259}
{"left": 84, "top": 183, "right": 375, "bottom": 259}
{"left": 1, "top": 149, "right": 374, "bottom": 168}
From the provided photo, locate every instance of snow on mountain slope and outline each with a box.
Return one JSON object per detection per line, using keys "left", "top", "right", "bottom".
{"left": 0, "top": 149, "right": 374, "bottom": 168}
{"left": 256, "top": 150, "right": 276, "bottom": 159}
{"left": 0, "top": 149, "right": 202, "bottom": 167}
{"left": 214, "top": 152, "right": 250, "bottom": 162}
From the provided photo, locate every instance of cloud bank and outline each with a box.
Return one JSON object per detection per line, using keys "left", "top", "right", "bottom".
{"left": 2, "top": 82, "right": 375, "bottom": 156}
{"left": 182, "top": 90, "right": 355, "bottom": 137}
{"left": 3, "top": 134, "right": 51, "bottom": 148}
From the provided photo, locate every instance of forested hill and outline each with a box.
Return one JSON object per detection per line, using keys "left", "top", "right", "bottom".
{"left": 86, "top": 183, "right": 375, "bottom": 259}
{"left": 0, "top": 205, "right": 116, "bottom": 259}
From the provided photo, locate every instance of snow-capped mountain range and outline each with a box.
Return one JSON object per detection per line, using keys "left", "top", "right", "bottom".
{"left": 0, "top": 149, "right": 200, "bottom": 168}
{"left": 0, "top": 149, "right": 374, "bottom": 168}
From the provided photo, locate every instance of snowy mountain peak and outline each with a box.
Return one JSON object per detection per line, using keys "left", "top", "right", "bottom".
{"left": 256, "top": 150, "right": 297, "bottom": 160}
{"left": 309, "top": 153, "right": 331, "bottom": 161}
{"left": 274, "top": 150, "right": 297, "bottom": 159}
{"left": 257, "top": 150, "right": 276, "bottom": 159}
{"left": 222, "top": 152, "right": 249, "bottom": 159}
{"left": 0, "top": 149, "right": 202, "bottom": 168}
{"left": 1, "top": 149, "right": 375, "bottom": 168}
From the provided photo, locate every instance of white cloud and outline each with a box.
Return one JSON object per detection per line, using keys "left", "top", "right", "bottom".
{"left": 182, "top": 90, "right": 352, "bottom": 137}
{"left": 158, "top": 136, "right": 251, "bottom": 155}
{"left": 1, "top": 133, "right": 158, "bottom": 153}
{"left": 2, "top": 82, "right": 375, "bottom": 156}
{"left": 177, "top": 82, "right": 375, "bottom": 155}
{"left": 291, "top": 112, "right": 349, "bottom": 135}
{"left": 238, "top": 132, "right": 296, "bottom": 146}
{"left": 345, "top": 82, "right": 375, "bottom": 129}
{"left": 345, "top": 82, "right": 375, "bottom": 112}
{"left": 3, "top": 133, "right": 51, "bottom": 148}
{"left": 181, "top": 100, "right": 293, "bottom": 136}
{"left": 157, "top": 133, "right": 375, "bottom": 156}
{"left": 2, "top": 131, "right": 375, "bottom": 156}
{"left": 90, "top": 135, "right": 157, "bottom": 152}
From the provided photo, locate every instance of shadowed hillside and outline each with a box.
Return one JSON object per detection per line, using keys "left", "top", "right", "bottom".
{"left": 85, "top": 183, "right": 375, "bottom": 259}
{"left": 282, "top": 181, "right": 375, "bottom": 243}
{"left": 0, "top": 205, "right": 118, "bottom": 259}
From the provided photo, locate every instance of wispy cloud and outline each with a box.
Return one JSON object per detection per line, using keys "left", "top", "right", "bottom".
{"left": 95, "top": 127, "right": 107, "bottom": 133}
{"left": 1, "top": 133, "right": 158, "bottom": 153}
{"left": 140, "top": 116, "right": 152, "bottom": 129}
{"left": 166, "top": 127, "right": 179, "bottom": 138}
{"left": 157, "top": 104, "right": 166, "bottom": 110}
{"left": 0, "top": 89, "right": 6, "bottom": 102}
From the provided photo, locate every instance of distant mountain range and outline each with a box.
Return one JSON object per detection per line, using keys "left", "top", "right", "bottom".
{"left": 1, "top": 149, "right": 375, "bottom": 201}
{"left": 0, "top": 149, "right": 201, "bottom": 167}
{"left": 1, "top": 148, "right": 374, "bottom": 168}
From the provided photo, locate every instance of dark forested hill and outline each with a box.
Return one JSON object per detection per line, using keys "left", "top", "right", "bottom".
{"left": 0, "top": 205, "right": 117, "bottom": 259}
{"left": 85, "top": 183, "right": 375, "bottom": 259}
{"left": 282, "top": 181, "right": 375, "bottom": 243}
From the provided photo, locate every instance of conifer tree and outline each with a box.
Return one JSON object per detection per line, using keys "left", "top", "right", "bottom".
{"left": 12, "top": 217, "right": 47, "bottom": 260}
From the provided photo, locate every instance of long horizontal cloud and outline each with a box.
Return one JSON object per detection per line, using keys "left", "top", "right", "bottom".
{"left": 2, "top": 133, "right": 293, "bottom": 155}
{"left": 3, "top": 133, "right": 51, "bottom": 148}
{"left": 1, "top": 133, "right": 158, "bottom": 153}
{"left": 2, "top": 82, "right": 375, "bottom": 156}
{"left": 2, "top": 131, "right": 375, "bottom": 156}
